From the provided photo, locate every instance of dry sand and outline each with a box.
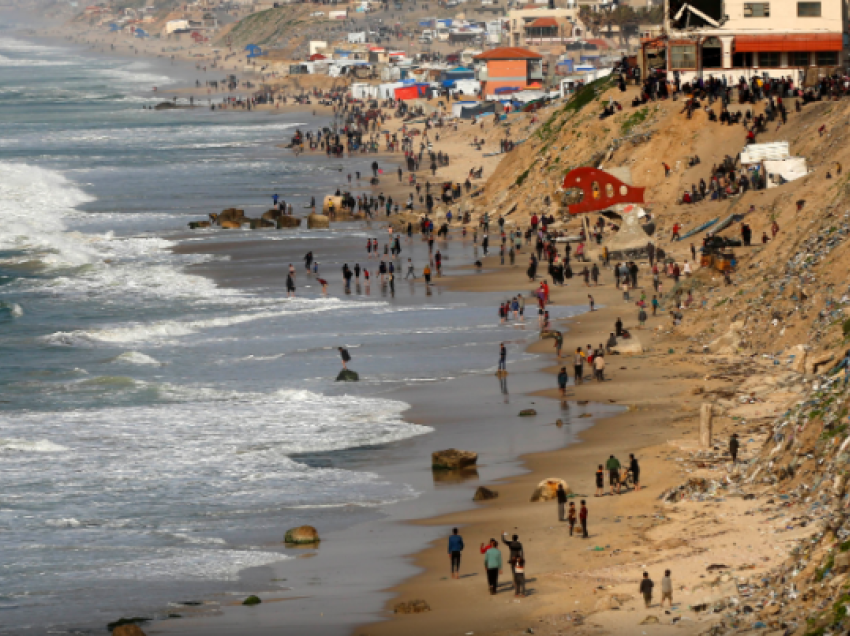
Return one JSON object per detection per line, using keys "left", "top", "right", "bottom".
{"left": 354, "top": 249, "right": 811, "bottom": 636}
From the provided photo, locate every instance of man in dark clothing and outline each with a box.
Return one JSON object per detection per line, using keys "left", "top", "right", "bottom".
{"left": 501, "top": 532, "right": 524, "bottom": 584}
{"left": 338, "top": 347, "right": 351, "bottom": 369}
{"left": 615, "top": 318, "right": 623, "bottom": 337}
{"left": 448, "top": 527, "right": 464, "bottom": 579}
{"left": 556, "top": 483, "right": 568, "bottom": 521}
{"left": 371, "top": 160, "right": 379, "bottom": 177}
{"left": 730, "top": 433, "right": 740, "bottom": 463}
{"left": 498, "top": 343, "right": 507, "bottom": 371}
{"left": 640, "top": 571, "right": 654, "bottom": 607}
{"left": 629, "top": 453, "right": 641, "bottom": 491}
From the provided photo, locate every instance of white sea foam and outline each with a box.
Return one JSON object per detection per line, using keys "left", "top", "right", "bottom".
{"left": 45, "top": 518, "right": 82, "bottom": 528}
{"left": 0, "top": 438, "right": 69, "bottom": 453}
{"left": 111, "top": 351, "right": 161, "bottom": 365}
{"left": 43, "top": 297, "right": 381, "bottom": 346}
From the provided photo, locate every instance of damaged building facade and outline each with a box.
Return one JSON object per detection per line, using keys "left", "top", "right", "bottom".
{"left": 643, "top": 0, "right": 846, "bottom": 83}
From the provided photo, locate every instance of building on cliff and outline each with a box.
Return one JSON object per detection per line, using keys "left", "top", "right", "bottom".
{"left": 473, "top": 46, "right": 544, "bottom": 98}
{"left": 643, "top": 0, "right": 845, "bottom": 83}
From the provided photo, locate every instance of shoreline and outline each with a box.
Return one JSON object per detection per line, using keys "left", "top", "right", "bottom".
{"left": 153, "top": 228, "right": 614, "bottom": 636}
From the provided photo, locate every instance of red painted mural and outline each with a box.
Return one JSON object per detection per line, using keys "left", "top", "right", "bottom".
{"left": 561, "top": 167, "right": 646, "bottom": 215}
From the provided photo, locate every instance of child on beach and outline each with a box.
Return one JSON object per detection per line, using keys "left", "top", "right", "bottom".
{"left": 568, "top": 501, "right": 577, "bottom": 535}
{"left": 514, "top": 558, "right": 526, "bottom": 597}
{"left": 595, "top": 465, "right": 605, "bottom": 497}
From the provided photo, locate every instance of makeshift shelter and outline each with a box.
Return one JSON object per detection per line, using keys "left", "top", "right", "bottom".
{"left": 459, "top": 101, "right": 499, "bottom": 119}
{"left": 393, "top": 84, "right": 429, "bottom": 100}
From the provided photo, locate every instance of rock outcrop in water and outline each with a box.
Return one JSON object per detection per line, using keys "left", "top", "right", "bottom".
{"left": 432, "top": 449, "right": 478, "bottom": 471}
{"left": 473, "top": 486, "right": 498, "bottom": 501}
{"left": 335, "top": 369, "right": 359, "bottom": 382}
{"left": 284, "top": 525, "right": 320, "bottom": 544}
{"left": 242, "top": 595, "right": 262, "bottom": 606}
{"left": 307, "top": 213, "right": 330, "bottom": 229}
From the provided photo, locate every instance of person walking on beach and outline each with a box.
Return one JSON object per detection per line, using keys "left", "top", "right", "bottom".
{"left": 481, "top": 539, "right": 502, "bottom": 595}
{"left": 593, "top": 352, "right": 605, "bottom": 382}
{"left": 286, "top": 272, "right": 296, "bottom": 298}
{"left": 448, "top": 528, "right": 464, "bottom": 579}
{"left": 498, "top": 343, "right": 507, "bottom": 372}
{"left": 567, "top": 501, "right": 577, "bottom": 535}
{"left": 304, "top": 251, "right": 313, "bottom": 272}
{"left": 557, "top": 367, "right": 568, "bottom": 398}
{"left": 661, "top": 570, "right": 673, "bottom": 607}
{"left": 338, "top": 347, "right": 351, "bottom": 370}
{"left": 730, "top": 433, "right": 740, "bottom": 463}
{"left": 405, "top": 258, "right": 415, "bottom": 279}
{"left": 595, "top": 464, "right": 604, "bottom": 497}
{"left": 579, "top": 500, "right": 589, "bottom": 538}
{"left": 574, "top": 347, "right": 584, "bottom": 385}
{"left": 629, "top": 453, "right": 641, "bottom": 491}
{"left": 640, "top": 571, "right": 654, "bottom": 608}
{"left": 606, "top": 455, "right": 621, "bottom": 495}
{"left": 588, "top": 294, "right": 595, "bottom": 312}
{"left": 501, "top": 531, "right": 524, "bottom": 585}
{"left": 513, "top": 558, "right": 526, "bottom": 597}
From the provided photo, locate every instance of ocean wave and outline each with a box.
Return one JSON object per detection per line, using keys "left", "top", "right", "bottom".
{"left": 43, "top": 298, "right": 381, "bottom": 346}
{"left": 110, "top": 351, "right": 161, "bottom": 365}
{"left": 0, "top": 438, "right": 69, "bottom": 453}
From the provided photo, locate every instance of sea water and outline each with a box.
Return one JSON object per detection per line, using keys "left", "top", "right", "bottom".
{"left": 0, "top": 33, "right": 584, "bottom": 634}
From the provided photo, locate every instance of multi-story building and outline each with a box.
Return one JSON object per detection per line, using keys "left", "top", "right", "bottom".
{"left": 647, "top": 0, "right": 845, "bottom": 83}
{"left": 507, "top": 7, "right": 580, "bottom": 49}
{"left": 473, "top": 46, "right": 544, "bottom": 97}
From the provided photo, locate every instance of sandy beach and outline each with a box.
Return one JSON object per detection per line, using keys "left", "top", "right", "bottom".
{"left": 11, "top": 10, "right": 850, "bottom": 635}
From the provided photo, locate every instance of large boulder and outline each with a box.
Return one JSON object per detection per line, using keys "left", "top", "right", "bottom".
{"left": 432, "top": 449, "right": 478, "bottom": 471}
{"left": 336, "top": 369, "right": 359, "bottom": 382}
{"left": 307, "top": 213, "right": 330, "bottom": 229}
{"left": 322, "top": 195, "right": 345, "bottom": 214}
{"left": 187, "top": 221, "right": 210, "bottom": 229}
{"left": 218, "top": 208, "right": 245, "bottom": 225}
{"left": 261, "top": 209, "right": 282, "bottom": 222}
{"left": 473, "top": 486, "right": 498, "bottom": 501}
{"left": 242, "top": 595, "right": 262, "bottom": 606}
{"left": 112, "top": 626, "right": 147, "bottom": 636}
{"left": 284, "top": 525, "right": 320, "bottom": 544}
{"left": 530, "top": 478, "right": 570, "bottom": 502}
{"left": 220, "top": 220, "right": 242, "bottom": 229}
{"left": 519, "top": 409, "right": 537, "bottom": 417}
{"left": 277, "top": 216, "right": 302, "bottom": 229}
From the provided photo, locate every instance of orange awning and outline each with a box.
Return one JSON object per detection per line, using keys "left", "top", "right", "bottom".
{"left": 735, "top": 33, "right": 842, "bottom": 52}
{"left": 527, "top": 17, "right": 557, "bottom": 28}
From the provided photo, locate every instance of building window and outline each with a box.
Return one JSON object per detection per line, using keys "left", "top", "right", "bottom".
{"left": 789, "top": 51, "right": 810, "bottom": 66}
{"left": 797, "top": 1, "right": 821, "bottom": 16}
{"left": 758, "top": 51, "right": 780, "bottom": 66}
{"left": 670, "top": 45, "right": 696, "bottom": 69}
{"left": 816, "top": 51, "right": 838, "bottom": 65}
{"left": 732, "top": 51, "right": 753, "bottom": 67}
{"left": 743, "top": 2, "right": 770, "bottom": 17}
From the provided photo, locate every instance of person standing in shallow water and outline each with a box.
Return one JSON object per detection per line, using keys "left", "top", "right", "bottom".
{"left": 338, "top": 347, "right": 351, "bottom": 370}
{"left": 448, "top": 527, "right": 464, "bottom": 579}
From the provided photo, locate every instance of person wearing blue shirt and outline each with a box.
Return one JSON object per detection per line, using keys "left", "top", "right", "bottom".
{"left": 448, "top": 527, "right": 464, "bottom": 579}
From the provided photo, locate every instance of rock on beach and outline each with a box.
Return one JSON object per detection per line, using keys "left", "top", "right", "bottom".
{"left": 431, "top": 449, "right": 478, "bottom": 471}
